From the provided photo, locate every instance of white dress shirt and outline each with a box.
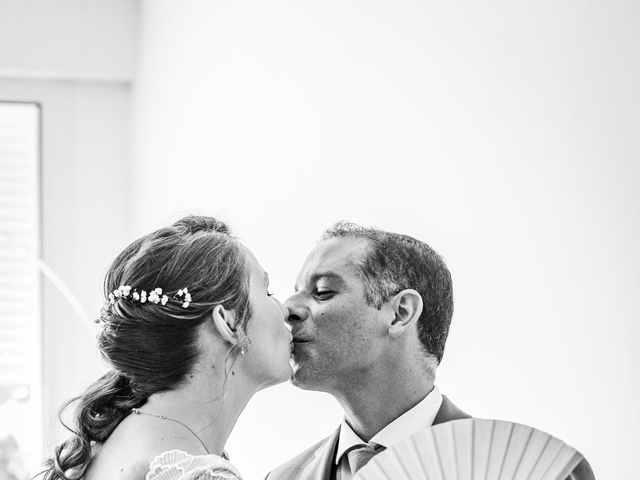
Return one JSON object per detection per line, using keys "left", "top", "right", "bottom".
{"left": 334, "top": 385, "right": 443, "bottom": 480}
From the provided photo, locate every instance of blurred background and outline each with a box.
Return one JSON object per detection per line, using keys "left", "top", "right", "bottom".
{"left": 0, "top": 0, "right": 638, "bottom": 479}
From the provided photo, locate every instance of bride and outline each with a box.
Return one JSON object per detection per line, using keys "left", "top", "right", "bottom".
{"left": 40, "top": 216, "right": 293, "bottom": 480}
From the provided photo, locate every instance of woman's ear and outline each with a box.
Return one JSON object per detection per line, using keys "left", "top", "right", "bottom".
{"left": 212, "top": 305, "right": 238, "bottom": 345}
{"left": 388, "top": 289, "right": 423, "bottom": 339}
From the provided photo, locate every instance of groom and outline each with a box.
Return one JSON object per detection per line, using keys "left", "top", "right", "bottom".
{"left": 267, "top": 222, "right": 593, "bottom": 480}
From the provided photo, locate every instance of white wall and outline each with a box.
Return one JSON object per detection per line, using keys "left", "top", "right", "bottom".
{"left": 0, "top": 0, "right": 136, "bottom": 81}
{"left": 133, "top": 1, "right": 639, "bottom": 479}
{"left": 0, "top": 0, "right": 138, "bottom": 463}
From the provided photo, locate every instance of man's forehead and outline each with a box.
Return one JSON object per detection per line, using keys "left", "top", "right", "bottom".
{"left": 296, "top": 237, "right": 369, "bottom": 283}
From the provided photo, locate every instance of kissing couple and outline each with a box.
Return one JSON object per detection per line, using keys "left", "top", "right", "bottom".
{"left": 41, "top": 215, "right": 594, "bottom": 480}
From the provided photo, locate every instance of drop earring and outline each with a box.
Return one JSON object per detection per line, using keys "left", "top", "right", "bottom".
{"left": 238, "top": 336, "right": 250, "bottom": 357}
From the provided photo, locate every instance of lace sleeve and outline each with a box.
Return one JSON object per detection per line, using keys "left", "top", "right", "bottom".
{"left": 146, "top": 450, "right": 243, "bottom": 480}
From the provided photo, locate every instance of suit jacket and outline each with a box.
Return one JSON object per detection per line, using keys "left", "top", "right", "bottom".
{"left": 265, "top": 395, "right": 595, "bottom": 480}
{"left": 266, "top": 395, "right": 469, "bottom": 480}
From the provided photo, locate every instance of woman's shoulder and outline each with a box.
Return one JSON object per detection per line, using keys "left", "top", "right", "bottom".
{"left": 84, "top": 454, "right": 151, "bottom": 480}
{"left": 85, "top": 421, "right": 218, "bottom": 480}
{"left": 146, "top": 449, "right": 242, "bottom": 480}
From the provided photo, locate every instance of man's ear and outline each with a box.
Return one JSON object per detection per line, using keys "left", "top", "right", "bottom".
{"left": 388, "top": 289, "right": 423, "bottom": 339}
{"left": 212, "top": 305, "right": 239, "bottom": 345}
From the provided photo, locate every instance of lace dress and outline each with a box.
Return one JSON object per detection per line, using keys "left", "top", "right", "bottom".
{"left": 145, "top": 450, "right": 243, "bottom": 480}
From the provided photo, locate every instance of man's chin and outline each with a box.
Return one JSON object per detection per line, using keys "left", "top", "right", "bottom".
{"left": 290, "top": 377, "right": 319, "bottom": 391}
{"left": 289, "top": 364, "right": 327, "bottom": 391}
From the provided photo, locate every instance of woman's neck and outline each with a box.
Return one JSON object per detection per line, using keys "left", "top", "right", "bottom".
{"left": 140, "top": 366, "right": 255, "bottom": 455}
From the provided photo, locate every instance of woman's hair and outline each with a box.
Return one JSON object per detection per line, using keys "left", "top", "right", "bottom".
{"left": 40, "top": 215, "right": 252, "bottom": 480}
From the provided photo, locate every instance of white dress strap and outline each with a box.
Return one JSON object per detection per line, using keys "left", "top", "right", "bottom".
{"left": 146, "top": 449, "right": 243, "bottom": 480}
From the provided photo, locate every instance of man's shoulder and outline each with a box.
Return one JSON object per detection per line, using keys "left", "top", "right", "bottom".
{"left": 266, "top": 432, "right": 337, "bottom": 480}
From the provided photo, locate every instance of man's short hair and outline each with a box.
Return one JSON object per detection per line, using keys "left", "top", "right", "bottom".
{"left": 322, "top": 222, "right": 454, "bottom": 366}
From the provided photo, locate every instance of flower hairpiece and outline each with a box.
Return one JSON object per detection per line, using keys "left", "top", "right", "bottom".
{"left": 107, "top": 285, "right": 192, "bottom": 308}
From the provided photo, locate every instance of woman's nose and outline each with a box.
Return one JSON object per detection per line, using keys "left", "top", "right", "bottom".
{"left": 275, "top": 298, "right": 289, "bottom": 319}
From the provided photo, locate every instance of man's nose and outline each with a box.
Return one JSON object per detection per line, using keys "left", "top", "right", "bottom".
{"left": 284, "top": 293, "right": 308, "bottom": 325}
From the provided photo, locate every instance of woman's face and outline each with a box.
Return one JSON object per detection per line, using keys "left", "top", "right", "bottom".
{"left": 241, "top": 247, "right": 293, "bottom": 388}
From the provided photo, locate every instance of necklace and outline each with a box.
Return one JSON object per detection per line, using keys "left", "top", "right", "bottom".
{"left": 131, "top": 407, "right": 211, "bottom": 454}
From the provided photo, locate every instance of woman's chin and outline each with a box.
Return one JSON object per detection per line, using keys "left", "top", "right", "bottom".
{"left": 273, "top": 362, "right": 293, "bottom": 385}
{"left": 255, "top": 359, "right": 293, "bottom": 391}
{"left": 281, "top": 362, "right": 294, "bottom": 381}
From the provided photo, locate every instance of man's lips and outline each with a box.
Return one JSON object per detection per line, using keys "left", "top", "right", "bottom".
{"left": 291, "top": 338, "right": 310, "bottom": 357}
{"left": 292, "top": 337, "right": 312, "bottom": 349}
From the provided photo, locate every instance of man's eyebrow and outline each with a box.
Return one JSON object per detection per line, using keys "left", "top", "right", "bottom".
{"left": 295, "top": 272, "right": 345, "bottom": 292}
{"left": 310, "top": 272, "right": 344, "bottom": 283}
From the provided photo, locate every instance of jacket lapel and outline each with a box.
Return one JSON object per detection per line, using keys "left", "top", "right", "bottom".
{"left": 432, "top": 394, "right": 470, "bottom": 426}
{"left": 299, "top": 428, "right": 340, "bottom": 480}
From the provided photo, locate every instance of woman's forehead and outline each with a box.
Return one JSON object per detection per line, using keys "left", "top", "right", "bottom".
{"left": 239, "top": 244, "right": 267, "bottom": 281}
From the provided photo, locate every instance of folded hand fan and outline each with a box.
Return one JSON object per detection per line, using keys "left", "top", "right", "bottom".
{"left": 353, "top": 419, "right": 585, "bottom": 480}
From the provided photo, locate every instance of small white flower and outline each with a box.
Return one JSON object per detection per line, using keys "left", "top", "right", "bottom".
{"left": 161, "top": 295, "right": 168, "bottom": 305}
{"left": 183, "top": 287, "right": 189, "bottom": 294}
{"left": 154, "top": 288, "right": 162, "bottom": 295}
{"left": 121, "top": 286, "right": 132, "bottom": 296}
{"left": 148, "top": 291, "right": 160, "bottom": 304}
{"left": 185, "top": 293, "right": 192, "bottom": 302}
{"left": 108, "top": 292, "right": 115, "bottom": 301}
{"left": 140, "top": 290, "right": 147, "bottom": 303}
{"left": 182, "top": 302, "right": 190, "bottom": 308}
{"left": 177, "top": 289, "right": 184, "bottom": 297}
{"left": 132, "top": 291, "right": 140, "bottom": 300}
{"left": 113, "top": 289, "right": 122, "bottom": 298}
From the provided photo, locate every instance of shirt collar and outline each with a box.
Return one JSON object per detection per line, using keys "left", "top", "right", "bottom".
{"left": 334, "top": 385, "right": 443, "bottom": 465}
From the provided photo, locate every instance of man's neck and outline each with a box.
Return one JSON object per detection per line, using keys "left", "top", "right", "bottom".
{"left": 335, "top": 367, "right": 436, "bottom": 442}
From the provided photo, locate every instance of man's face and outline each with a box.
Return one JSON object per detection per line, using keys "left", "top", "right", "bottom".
{"left": 285, "top": 237, "right": 390, "bottom": 392}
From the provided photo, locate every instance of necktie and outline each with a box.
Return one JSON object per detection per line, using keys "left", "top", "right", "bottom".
{"left": 347, "top": 442, "right": 385, "bottom": 474}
